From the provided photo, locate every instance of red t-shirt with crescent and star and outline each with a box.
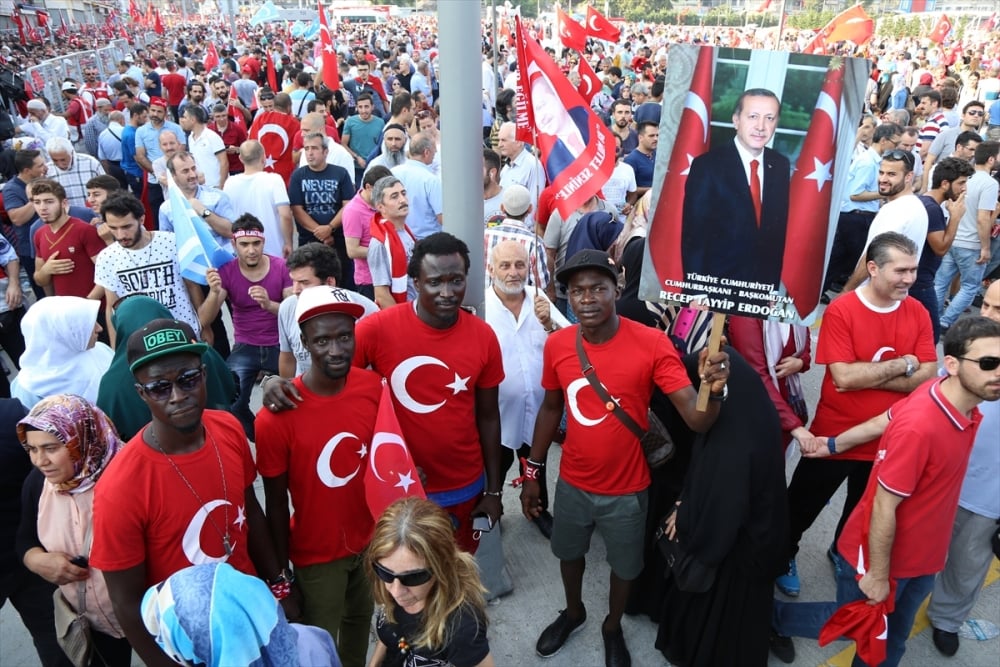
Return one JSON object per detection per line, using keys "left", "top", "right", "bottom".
{"left": 255, "top": 370, "right": 381, "bottom": 566}
{"left": 542, "top": 318, "right": 690, "bottom": 495}
{"left": 354, "top": 303, "right": 505, "bottom": 495}
{"left": 90, "top": 411, "right": 257, "bottom": 586}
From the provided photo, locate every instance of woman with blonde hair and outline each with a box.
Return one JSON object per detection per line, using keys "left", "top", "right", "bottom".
{"left": 365, "top": 497, "right": 493, "bottom": 667}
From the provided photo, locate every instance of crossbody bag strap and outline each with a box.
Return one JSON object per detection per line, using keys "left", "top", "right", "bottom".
{"left": 77, "top": 521, "right": 93, "bottom": 614}
{"left": 575, "top": 328, "right": 645, "bottom": 440}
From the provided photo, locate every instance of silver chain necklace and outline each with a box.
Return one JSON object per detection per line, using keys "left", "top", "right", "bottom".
{"left": 149, "top": 425, "right": 232, "bottom": 557}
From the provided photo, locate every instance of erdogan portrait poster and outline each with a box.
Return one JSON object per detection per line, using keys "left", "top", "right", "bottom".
{"left": 639, "top": 45, "right": 868, "bottom": 325}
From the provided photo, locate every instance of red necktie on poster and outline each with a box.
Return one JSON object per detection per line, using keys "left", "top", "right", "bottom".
{"left": 750, "top": 159, "right": 761, "bottom": 227}
{"left": 781, "top": 58, "right": 845, "bottom": 318}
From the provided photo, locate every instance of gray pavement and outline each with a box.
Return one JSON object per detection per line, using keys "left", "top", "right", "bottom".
{"left": 3, "top": 326, "right": 998, "bottom": 666}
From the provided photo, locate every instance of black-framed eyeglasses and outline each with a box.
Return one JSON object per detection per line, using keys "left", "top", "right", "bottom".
{"left": 136, "top": 368, "right": 205, "bottom": 401}
{"left": 957, "top": 356, "right": 1000, "bottom": 371}
{"left": 372, "top": 561, "right": 433, "bottom": 587}
{"left": 882, "top": 149, "right": 915, "bottom": 170}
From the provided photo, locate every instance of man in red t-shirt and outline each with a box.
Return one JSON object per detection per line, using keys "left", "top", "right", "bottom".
{"left": 520, "top": 249, "right": 731, "bottom": 665}
{"left": 30, "top": 179, "right": 104, "bottom": 299}
{"left": 266, "top": 233, "right": 506, "bottom": 554}
{"left": 775, "top": 232, "right": 937, "bottom": 600}
{"left": 256, "top": 285, "right": 379, "bottom": 667}
{"left": 90, "top": 319, "right": 289, "bottom": 666}
{"left": 773, "top": 315, "right": 1000, "bottom": 665}
{"left": 160, "top": 60, "right": 188, "bottom": 121}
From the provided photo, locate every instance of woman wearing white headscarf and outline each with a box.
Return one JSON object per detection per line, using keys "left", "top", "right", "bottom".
{"left": 11, "top": 297, "right": 113, "bottom": 409}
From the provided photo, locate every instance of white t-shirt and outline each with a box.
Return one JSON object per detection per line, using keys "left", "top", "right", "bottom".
{"left": 188, "top": 128, "right": 226, "bottom": 189}
{"left": 862, "top": 193, "right": 929, "bottom": 262}
{"left": 277, "top": 291, "right": 379, "bottom": 376}
{"left": 600, "top": 161, "right": 638, "bottom": 216}
{"left": 223, "top": 171, "right": 291, "bottom": 257}
{"left": 94, "top": 231, "right": 201, "bottom": 335}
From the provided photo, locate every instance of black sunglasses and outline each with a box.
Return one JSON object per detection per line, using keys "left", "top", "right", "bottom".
{"left": 372, "top": 561, "right": 433, "bottom": 587}
{"left": 882, "top": 149, "right": 915, "bottom": 169}
{"left": 136, "top": 368, "right": 205, "bottom": 401}
{"left": 957, "top": 356, "right": 1000, "bottom": 372}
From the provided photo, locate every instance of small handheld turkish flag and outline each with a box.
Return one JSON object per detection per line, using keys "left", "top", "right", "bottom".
{"left": 928, "top": 14, "right": 951, "bottom": 44}
{"left": 365, "top": 381, "right": 425, "bottom": 520}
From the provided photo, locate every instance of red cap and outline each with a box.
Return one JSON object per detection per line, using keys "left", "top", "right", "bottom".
{"left": 148, "top": 96, "right": 167, "bottom": 108}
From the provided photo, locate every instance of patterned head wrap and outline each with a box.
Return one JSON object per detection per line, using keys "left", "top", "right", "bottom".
{"left": 17, "top": 394, "right": 124, "bottom": 495}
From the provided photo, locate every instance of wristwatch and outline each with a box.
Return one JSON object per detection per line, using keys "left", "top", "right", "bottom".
{"left": 903, "top": 357, "right": 915, "bottom": 378}
{"left": 201, "top": 208, "right": 212, "bottom": 219}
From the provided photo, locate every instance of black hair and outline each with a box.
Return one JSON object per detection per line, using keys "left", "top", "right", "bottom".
{"left": 407, "top": 232, "right": 471, "bottom": 279}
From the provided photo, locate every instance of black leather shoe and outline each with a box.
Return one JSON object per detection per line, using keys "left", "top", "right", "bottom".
{"left": 932, "top": 627, "right": 959, "bottom": 657}
{"left": 769, "top": 630, "right": 795, "bottom": 664}
{"left": 602, "top": 620, "right": 631, "bottom": 667}
{"left": 536, "top": 607, "right": 586, "bottom": 658}
{"left": 534, "top": 510, "right": 554, "bottom": 539}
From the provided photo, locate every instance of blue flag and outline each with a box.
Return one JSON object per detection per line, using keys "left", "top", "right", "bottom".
{"left": 250, "top": 1, "right": 281, "bottom": 26}
{"left": 167, "top": 181, "right": 234, "bottom": 285}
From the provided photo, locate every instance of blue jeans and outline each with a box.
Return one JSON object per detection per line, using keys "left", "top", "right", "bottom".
{"left": 935, "top": 246, "right": 987, "bottom": 328}
{"left": 227, "top": 343, "right": 278, "bottom": 441}
{"left": 908, "top": 283, "right": 940, "bottom": 344}
{"left": 772, "top": 549, "right": 936, "bottom": 667}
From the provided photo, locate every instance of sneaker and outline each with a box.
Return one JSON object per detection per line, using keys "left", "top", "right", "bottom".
{"left": 932, "top": 627, "right": 959, "bottom": 657}
{"left": 602, "top": 619, "right": 631, "bottom": 667}
{"left": 827, "top": 544, "right": 844, "bottom": 578}
{"left": 769, "top": 630, "right": 795, "bottom": 664}
{"left": 775, "top": 559, "right": 800, "bottom": 597}
{"left": 536, "top": 607, "right": 586, "bottom": 658}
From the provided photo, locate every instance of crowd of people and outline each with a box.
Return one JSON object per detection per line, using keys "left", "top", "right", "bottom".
{"left": 0, "top": 8, "right": 997, "bottom": 667}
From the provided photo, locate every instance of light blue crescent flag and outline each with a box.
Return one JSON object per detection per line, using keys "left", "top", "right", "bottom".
{"left": 250, "top": 1, "right": 281, "bottom": 26}
{"left": 290, "top": 20, "right": 305, "bottom": 38}
{"left": 301, "top": 19, "right": 320, "bottom": 40}
{"left": 167, "top": 179, "right": 235, "bottom": 285}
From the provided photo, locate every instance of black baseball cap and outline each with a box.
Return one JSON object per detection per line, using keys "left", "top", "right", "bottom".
{"left": 556, "top": 249, "right": 619, "bottom": 285}
{"left": 127, "top": 318, "right": 208, "bottom": 373}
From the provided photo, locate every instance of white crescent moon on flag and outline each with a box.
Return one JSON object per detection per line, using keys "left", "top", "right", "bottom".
{"left": 258, "top": 123, "right": 290, "bottom": 154}
{"left": 684, "top": 91, "right": 710, "bottom": 143}
{"left": 871, "top": 346, "right": 896, "bottom": 362}
{"left": 369, "top": 432, "right": 411, "bottom": 483}
{"left": 588, "top": 14, "right": 600, "bottom": 32}
{"left": 391, "top": 356, "right": 448, "bottom": 414}
{"left": 816, "top": 91, "right": 838, "bottom": 127}
{"left": 567, "top": 377, "right": 606, "bottom": 427}
{"left": 182, "top": 500, "right": 233, "bottom": 565}
{"left": 316, "top": 432, "right": 362, "bottom": 488}
{"left": 580, "top": 73, "right": 593, "bottom": 98}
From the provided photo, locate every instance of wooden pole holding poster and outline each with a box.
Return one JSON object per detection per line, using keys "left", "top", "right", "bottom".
{"left": 695, "top": 312, "right": 726, "bottom": 412}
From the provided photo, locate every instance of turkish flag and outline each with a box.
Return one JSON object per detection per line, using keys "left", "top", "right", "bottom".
{"left": 248, "top": 110, "right": 300, "bottom": 186}
{"left": 755, "top": 0, "right": 773, "bottom": 11}
{"left": 816, "top": 4, "right": 874, "bottom": 46}
{"left": 780, "top": 58, "right": 844, "bottom": 320}
{"left": 128, "top": 0, "right": 142, "bottom": 23}
{"left": 154, "top": 9, "right": 165, "bottom": 35}
{"left": 265, "top": 50, "right": 279, "bottom": 93}
{"left": 986, "top": 13, "right": 997, "bottom": 32}
{"left": 228, "top": 84, "right": 245, "bottom": 131}
{"left": 576, "top": 57, "right": 602, "bottom": 103}
{"left": 498, "top": 18, "right": 513, "bottom": 46}
{"left": 35, "top": 10, "right": 49, "bottom": 29}
{"left": 556, "top": 7, "right": 587, "bottom": 52}
{"left": 365, "top": 381, "right": 425, "bottom": 520}
{"left": 204, "top": 42, "right": 220, "bottom": 72}
{"left": 119, "top": 25, "right": 129, "bottom": 41}
{"left": 11, "top": 9, "right": 25, "bottom": 46}
{"left": 928, "top": 14, "right": 951, "bottom": 44}
{"left": 647, "top": 45, "right": 714, "bottom": 285}
{"left": 318, "top": 2, "right": 340, "bottom": 91}
{"left": 584, "top": 6, "right": 620, "bottom": 43}
{"left": 516, "top": 17, "right": 616, "bottom": 221}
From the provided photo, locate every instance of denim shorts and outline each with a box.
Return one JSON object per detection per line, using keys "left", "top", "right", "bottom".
{"left": 550, "top": 477, "right": 648, "bottom": 580}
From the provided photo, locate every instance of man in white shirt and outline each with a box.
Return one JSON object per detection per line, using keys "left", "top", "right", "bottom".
{"left": 497, "top": 121, "right": 545, "bottom": 226}
{"left": 16, "top": 100, "right": 69, "bottom": 145}
{"left": 179, "top": 105, "right": 227, "bottom": 189}
{"left": 224, "top": 140, "right": 294, "bottom": 259}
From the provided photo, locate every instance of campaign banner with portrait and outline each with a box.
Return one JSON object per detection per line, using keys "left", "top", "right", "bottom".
{"left": 639, "top": 45, "right": 868, "bottom": 325}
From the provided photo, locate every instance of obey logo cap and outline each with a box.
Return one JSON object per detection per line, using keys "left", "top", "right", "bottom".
{"left": 127, "top": 318, "right": 209, "bottom": 373}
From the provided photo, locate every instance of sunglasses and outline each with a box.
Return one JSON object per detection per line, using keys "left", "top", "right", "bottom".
{"left": 136, "top": 368, "right": 205, "bottom": 401}
{"left": 966, "top": 109, "right": 985, "bottom": 116}
{"left": 372, "top": 561, "right": 433, "bottom": 587}
{"left": 957, "top": 356, "right": 1000, "bottom": 371}
{"left": 882, "top": 149, "right": 915, "bottom": 169}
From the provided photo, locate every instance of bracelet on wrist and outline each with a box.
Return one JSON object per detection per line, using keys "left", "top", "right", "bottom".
{"left": 522, "top": 465, "right": 540, "bottom": 481}
{"left": 525, "top": 458, "right": 545, "bottom": 468}
{"left": 827, "top": 437, "right": 837, "bottom": 455}
{"left": 483, "top": 490, "right": 501, "bottom": 497}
